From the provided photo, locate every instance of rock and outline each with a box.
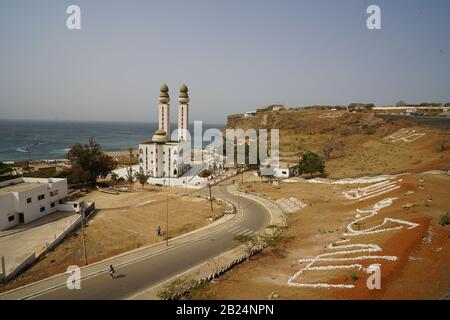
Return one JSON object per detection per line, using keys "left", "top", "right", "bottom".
{"left": 408, "top": 256, "right": 422, "bottom": 261}
{"left": 268, "top": 291, "right": 279, "bottom": 300}
{"left": 403, "top": 203, "right": 414, "bottom": 209}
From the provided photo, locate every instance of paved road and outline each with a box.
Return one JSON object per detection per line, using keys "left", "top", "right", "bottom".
{"left": 1, "top": 182, "right": 271, "bottom": 300}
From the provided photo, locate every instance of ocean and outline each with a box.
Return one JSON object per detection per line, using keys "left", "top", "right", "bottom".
{"left": 0, "top": 120, "right": 224, "bottom": 162}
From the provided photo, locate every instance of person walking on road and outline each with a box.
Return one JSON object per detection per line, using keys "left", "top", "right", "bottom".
{"left": 156, "top": 225, "right": 161, "bottom": 237}
{"left": 109, "top": 265, "right": 116, "bottom": 279}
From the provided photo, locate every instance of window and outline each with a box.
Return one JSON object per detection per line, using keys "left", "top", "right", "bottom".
{"left": 40, "top": 206, "right": 45, "bottom": 212}
{"left": 50, "top": 190, "right": 58, "bottom": 197}
{"left": 38, "top": 194, "right": 45, "bottom": 201}
{"left": 59, "top": 199, "right": 63, "bottom": 204}
{"left": 51, "top": 202, "right": 55, "bottom": 208}
{"left": 73, "top": 203, "right": 78, "bottom": 208}
{"left": 8, "top": 215, "right": 15, "bottom": 222}
{"left": 27, "top": 197, "right": 32, "bottom": 204}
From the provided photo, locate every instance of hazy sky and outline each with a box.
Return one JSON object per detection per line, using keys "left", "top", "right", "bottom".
{"left": 0, "top": 0, "right": 449, "bottom": 123}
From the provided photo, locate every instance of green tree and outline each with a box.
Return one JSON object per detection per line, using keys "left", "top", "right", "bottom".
{"left": 0, "top": 162, "right": 13, "bottom": 176}
{"left": 134, "top": 167, "right": 150, "bottom": 190}
{"left": 67, "top": 137, "right": 117, "bottom": 185}
{"left": 298, "top": 152, "right": 325, "bottom": 177}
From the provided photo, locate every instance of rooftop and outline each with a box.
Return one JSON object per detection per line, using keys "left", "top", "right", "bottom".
{"left": 0, "top": 182, "right": 44, "bottom": 195}
{"left": 139, "top": 140, "right": 187, "bottom": 145}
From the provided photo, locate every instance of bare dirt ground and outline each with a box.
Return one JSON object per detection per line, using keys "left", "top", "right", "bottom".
{"left": 189, "top": 173, "right": 449, "bottom": 300}
{"left": 0, "top": 184, "right": 225, "bottom": 292}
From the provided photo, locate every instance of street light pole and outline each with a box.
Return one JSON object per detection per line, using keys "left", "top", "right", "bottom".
{"left": 166, "top": 193, "right": 169, "bottom": 246}
{"left": 208, "top": 183, "right": 214, "bottom": 213}
{"left": 80, "top": 207, "right": 88, "bottom": 265}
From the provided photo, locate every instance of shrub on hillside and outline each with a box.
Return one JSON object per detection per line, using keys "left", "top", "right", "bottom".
{"left": 364, "top": 127, "right": 377, "bottom": 135}
{"left": 439, "top": 213, "right": 450, "bottom": 226}
{"left": 339, "top": 127, "right": 352, "bottom": 136}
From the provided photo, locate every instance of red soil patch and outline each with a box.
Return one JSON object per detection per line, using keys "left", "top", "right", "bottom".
{"left": 330, "top": 217, "right": 430, "bottom": 299}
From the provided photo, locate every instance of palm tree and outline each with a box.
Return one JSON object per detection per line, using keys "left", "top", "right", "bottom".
{"left": 134, "top": 167, "right": 150, "bottom": 190}
{"left": 128, "top": 147, "right": 133, "bottom": 166}
{"left": 126, "top": 167, "right": 134, "bottom": 190}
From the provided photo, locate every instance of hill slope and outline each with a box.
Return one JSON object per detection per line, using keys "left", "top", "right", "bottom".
{"left": 226, "top": 109, "right": 450, "bottom": 178}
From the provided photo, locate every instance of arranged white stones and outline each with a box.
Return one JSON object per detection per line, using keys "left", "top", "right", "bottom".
{"left": 287, "top": 197, "right": 419, "bottom": 289}
{"left": 276, "top": 197, "right": 307, "bottom": 214}
{"left": 342, "top": 179, "right": 402, "bottom": 202}
{"left": 384, "top": 128, "right": 426, "bottom": 143}
{"left": 319, "top": 111, "right": 345, "bottom": 119}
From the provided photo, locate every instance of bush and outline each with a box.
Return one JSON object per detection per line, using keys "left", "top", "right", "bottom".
{"left": 198, "top": 169, "right": 212, "bottom": 178}
{"left": 339, "top": 127, "right": 352, "bottom": 136}
{"left": 351, "top": 272, "right": 359, "bottom": 281}
{"left": 365, "top": 127, "right": 377, "bottom": 135}
{"left": 439, "top": 213, "right": 450, "bottom": 226}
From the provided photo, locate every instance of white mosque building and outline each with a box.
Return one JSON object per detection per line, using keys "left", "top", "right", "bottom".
{"left": 138, "top": 84, "right": 191, "bottom": 178}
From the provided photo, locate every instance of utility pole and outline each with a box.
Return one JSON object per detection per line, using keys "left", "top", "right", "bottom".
{"left": 208, "top": 183, "right": 214, "bottom": 213}
{"left": 166, "top": 193, "right": 169, "bottom": 246}
{"left": 168, "top": 147, "right": 171, "bottom": 187}
{"left": 1, "top": 256, "right": 5, "bottom": 282}
{"left": 80, "top": 207, "right": 88, "bottom": 265}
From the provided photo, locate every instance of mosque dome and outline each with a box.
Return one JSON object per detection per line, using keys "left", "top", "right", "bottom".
{"left": 159, "top": 84, "right": 170, "bottom": 103}
{"left": 178, "top": 84, "right": 189, "bottom": 103}
{"left": 179, "top": 84, "right": 188, "bottom": 93}
{"left": 160, "top": 83, "right": 169, "bottom": 92}
{"left": 152, "top": 129, "right": 169, "bottom": 143}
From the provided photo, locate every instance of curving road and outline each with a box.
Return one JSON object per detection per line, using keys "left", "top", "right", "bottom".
{"left": 0, "top": 181, "right": 271, "bottom": 300}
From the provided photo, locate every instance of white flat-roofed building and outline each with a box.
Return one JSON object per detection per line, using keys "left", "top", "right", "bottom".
{"left": 0, "top": 177, "right": 70, "bottom": 230}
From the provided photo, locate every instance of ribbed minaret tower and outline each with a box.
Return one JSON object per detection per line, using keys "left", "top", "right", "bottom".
{"left": 158, "top": 83, "right": 170, "bottom": 139}
{"left": 177, "top": 84, "right": 189, "bottom": 141}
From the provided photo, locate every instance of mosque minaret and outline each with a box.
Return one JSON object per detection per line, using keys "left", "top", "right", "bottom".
{"left": 158, "top": 83, "right": 170, "bottom": 138}
{"left": 177, "top": 84, "right": 189, "bottom": 141}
